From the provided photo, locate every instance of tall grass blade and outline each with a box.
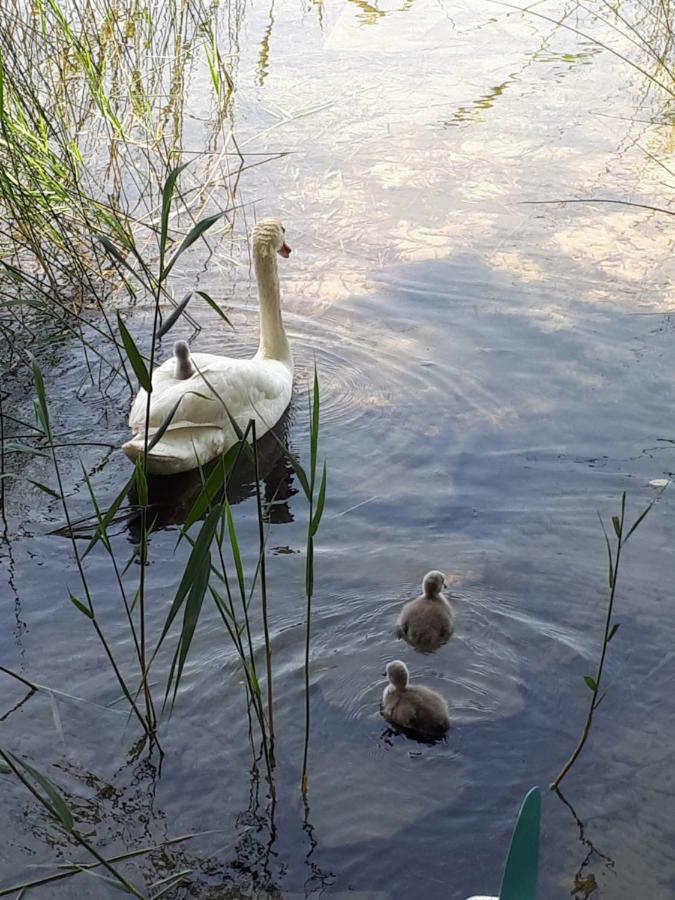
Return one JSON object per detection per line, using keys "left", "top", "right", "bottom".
{"left": 163, "top": 212, "right": 227, "bottom": 278}
{"left": 27, "top": 353, "right": 51, "bottom": 438}
{"left": 157, "top": 292, "right": 193, "bottom": 339}
{"left": 4, "top": 752, "right": 74, "bottom": 831}
{"left": 166, "top": 552, "right": 212, "bottom": 708}
{"left": 117, "top": 313, "right": 152, "bottom": 391}
{"left": 97, "top": 236, "right": 140, "bottom": 283}
{"left": 155, "top": 505, "right": 222, "bottom": 652}
{"left": 310, "top": 462, "right": 327, "bottom": 537}
{"left": 82, "top": 475, "right": 134, "bottom": 558}
{"left": 159, "top": 161, "right": 192, "bottom": 271}
{"left": 70, "top": 867, "right": 134, "bottom": 894}
{"left": 147, "top": 397, "right": 185, "bottom": 452}
{"left": 194, "top": 289, "right": 232, "bottom": 329}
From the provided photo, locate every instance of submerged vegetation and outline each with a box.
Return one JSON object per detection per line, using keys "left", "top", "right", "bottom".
{"left": 550, "top": 492, "right": 657, "bottom": 790}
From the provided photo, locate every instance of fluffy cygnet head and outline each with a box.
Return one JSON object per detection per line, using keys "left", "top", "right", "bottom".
{"left": 252, "top": 218, "right": 291, "bottom": 258}
{"left": 386, "top": 660, "right": 410, "bottom": 690}
{"left": 423, "top": 570, "right": 446, "bottom": 597}
{"left": 173, "top": 340, "right": 194, "bottom": 380}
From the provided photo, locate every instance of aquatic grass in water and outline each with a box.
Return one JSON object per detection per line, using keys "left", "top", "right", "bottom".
{"left": 0, "top": 749, "right": 215, "bottom": 897}
{"left": 551, "top": 491, "right": 658, "bottom": 789}
{"left": 4, "top": 162, "right": 327, "bottom": 804}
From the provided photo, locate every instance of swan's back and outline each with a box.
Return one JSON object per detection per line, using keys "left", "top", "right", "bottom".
{"left": 125, "top": 352, "right": 292, "bottom": 474}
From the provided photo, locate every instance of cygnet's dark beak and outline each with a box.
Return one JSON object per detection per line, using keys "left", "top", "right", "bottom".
{"left": 278, "top": 241, "right": 291, "bottom": 258}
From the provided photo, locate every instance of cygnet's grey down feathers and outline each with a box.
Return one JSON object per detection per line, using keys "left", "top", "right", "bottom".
{"left": 381, "top": 660, "right": 449, "bottom": 737}
{"left": 396, "top": 570, "right": 453, "bottom": 653}
{"left": 173, "top": 340, "right": 194, "bottom": 380}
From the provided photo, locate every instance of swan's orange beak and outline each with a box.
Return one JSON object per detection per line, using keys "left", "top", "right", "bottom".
{"left": 278, "top": 241, "right": 291, "bottom": 258}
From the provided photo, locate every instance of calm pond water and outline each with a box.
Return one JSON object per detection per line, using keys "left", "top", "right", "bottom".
{"left": 2, "top": 0, "right": 675, "bottom": 897}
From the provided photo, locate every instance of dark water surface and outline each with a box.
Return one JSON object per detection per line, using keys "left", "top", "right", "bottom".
{"left": 3, "top": 0, "right": 675, "bottom": 897}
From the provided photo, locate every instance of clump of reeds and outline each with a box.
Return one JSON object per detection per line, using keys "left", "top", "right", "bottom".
{"left": 5, "top": 163, "right": 327, "bottom": 799}
{"left": 0, "top": 0, "right": 243, "bottom": 374}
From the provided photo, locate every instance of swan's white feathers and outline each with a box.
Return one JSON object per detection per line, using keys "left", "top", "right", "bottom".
{"left": 122, "top": 217, "right": 292, "bottom": 475}
{"left": 126, "top": 352, "right": 292, "bottom": 474}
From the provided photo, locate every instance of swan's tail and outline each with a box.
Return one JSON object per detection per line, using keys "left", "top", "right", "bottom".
{"left": 122, "top": 426, "right": 224, "bottom": 476}
{"left": 174, "top": 340, "right": 194, "bottom": 380}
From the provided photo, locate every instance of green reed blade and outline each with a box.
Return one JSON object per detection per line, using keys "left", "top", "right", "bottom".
{"left": 163, "top": 211, "right": 227, "bottom": 278}
{"left": 155, "top": 505, "right": 222, "bottom": 653}
{"left": 4, "top": 752, "right": 74, "bottom": 832}
{"left": 499, "top": 787, "right": 541, "bottom": 900}
{"left": 116, "top": 313, "right": 151, "bottom": 392}
{"left": 157, "top": 292, "right": 193, "bottom": 339}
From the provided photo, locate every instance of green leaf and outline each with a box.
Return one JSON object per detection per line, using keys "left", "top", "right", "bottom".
{"left": 608, "top": 622, "right": 620, "bottom": 642}
{"left": 6, "top": 752, "right": 74, "bottom": 832}
{"left": 246, "top": 660, "right": 261, "bottom": 697}
{"left": 281, "top": 445, "right": 311, "bottom": 500}
{"left": 226, "top": 501, "right": 246, "bottom": 601}
{"left": 0, "top": 474, "right": 61, "bottom": 499}
{"left": 79, "top": 463, "right": 111, "bottom": 553}
{"left": 69, "top": 593, "right": 94, "bottom": 619}
{"left": 160, "top": 161, "right": 192, "bottom": 270}
{"left": 116, "top": 313, "right": 152, "bottom": 392}
{"left": 598, "top": 513, "right": 614, "bottom": 589}
{"left": 150, "top": 869, "right": 193, "bottom": 897}
{"left": 166, "top": 550, "right": 211, "bottom": 708}
{"left": 82, "top": 474, "right": 133, "bottom": 559}
{"left": 180, "top": 442, "right": 242, "bottom": 533}
{"left": 310, "top": 461, "right": 327, "bottom": 537}
{"left": 134, "top": 459, "right": 148, "bottom": 506}
{"left": 163, "top": 211, "right": 227, "bottom": 278}
{"left": 30, "top": 480, "right": 61, "bottom": 499}
{"left": 0, "top": 761, "right": 11, "bottom": 774}
{"left": 310, "top": 365, "right": 320, "bottom": 488}
{"left": 72, "top": 866, "right": 135, "bottom": 894}
{"left": 625, "top": 499, "right": 657, "bottom": 542}
{"left": 584, "top": 675, "right": 597, "bottom": 692}
{"left": 612, "top": 515, "right": 621, "bottom": 539}
{"left": 147, "top": 395, "right": 186, "bottom": 452}
{"left": 97, "top": 235, "right": 139, "bottom": 283}
{"left": 194, "top": 290, "right": 232, "bottom": 329}
{"left": 155, "top": 505, "right": 222, "bottom": 652}
{"left": 306, "top": 534, "right": 314, "bottom": 600}
{"left": 2, "top": 441, "right": 49, "bottom": 458}
{"left": 27, "top": 352, "right": 51, "bottom": 438}
{"left": 499, "top": 787, "right": 541, "bottom": 900}
{"left": 157, "top": 292, "right": 192, "bottom": 339}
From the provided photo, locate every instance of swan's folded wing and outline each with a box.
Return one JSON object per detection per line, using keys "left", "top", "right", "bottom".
{"left": 128, "top": 356, "right": 291, "bottom": 440}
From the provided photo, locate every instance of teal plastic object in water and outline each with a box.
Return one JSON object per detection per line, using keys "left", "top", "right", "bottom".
{"left": 465, "top": 786, "right": 541, "bottom": 900}
{"left": 499, "top": 787, "right": 541, "bottom": 900}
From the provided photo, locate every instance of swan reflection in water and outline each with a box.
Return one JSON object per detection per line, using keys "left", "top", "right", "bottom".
{"left": 127, "top": 409, "right": 297, "bottom": 534}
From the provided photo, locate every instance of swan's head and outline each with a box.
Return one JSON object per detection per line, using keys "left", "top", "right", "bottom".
{"left": 423, "top": 570, "right": 446, "bottom": 597}
{"left": 386, "top": 660, "right": 409, "bottom": 690}
{"left": 252, "top": 218, "right": 291, "bottom": 259}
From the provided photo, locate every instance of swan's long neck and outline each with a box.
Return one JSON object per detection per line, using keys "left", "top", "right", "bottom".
{"left": 254, "top": 246, "right": 291, "bottom": 365}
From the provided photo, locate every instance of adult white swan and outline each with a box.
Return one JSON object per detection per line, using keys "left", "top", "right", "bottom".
{"left": 122, "top": 218, "right": 293, "bottom": 475}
